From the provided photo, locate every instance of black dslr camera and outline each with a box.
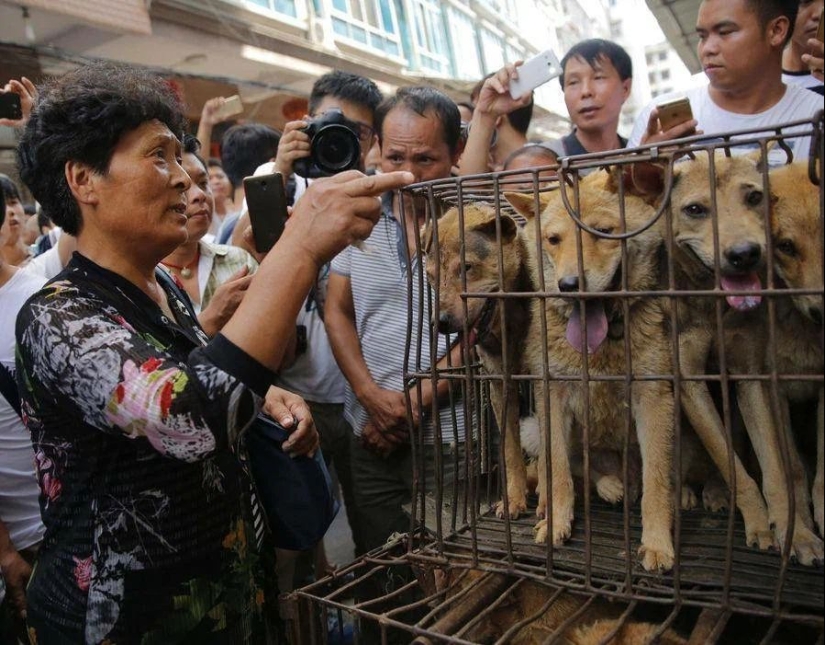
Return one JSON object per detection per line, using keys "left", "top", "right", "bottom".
{"left": 293, "top": 109, "right": 361, "bottom": 178}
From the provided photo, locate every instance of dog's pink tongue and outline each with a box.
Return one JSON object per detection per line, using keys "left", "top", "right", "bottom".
{"left": 566, "top": 300, "right": 609, "bottom": 354}
{"left": 720, "top": 273, "right": 762, "bottom": 311}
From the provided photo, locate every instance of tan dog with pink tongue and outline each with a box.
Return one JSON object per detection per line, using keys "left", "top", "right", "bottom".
{"left": 507, "top": 166, "right": 677, "bottom": 573}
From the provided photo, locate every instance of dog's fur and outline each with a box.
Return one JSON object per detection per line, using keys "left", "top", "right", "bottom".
{"left": 720, "top": 161, "right": 823, "bottom": 562}
{"left": 634, "top": 153, "right": 823, "bottom": 563}
{"left": 521, "top": 415, "right": 643, "bottom": 505}
{"left": 631, "top": 153, "right": 776, "bottom": 552}
{"left": 507, "top": 169, "right": 676, "bottom": 572}
{"left": 767, "top": 162, "right": 824, "bottom": 541}
{"left": 422, "top": 203, "right": 533, "bottom": 518}
{"left": 422, "top": 566, "right": 687, "bottom": 644}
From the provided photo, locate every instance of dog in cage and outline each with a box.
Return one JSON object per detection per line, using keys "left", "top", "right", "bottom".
{"left": 422, "top": 202, "right": 533, "bottom": 520}
{"left": 766, "top": 161, "right": 824, "bottom": 541}
{"left": 506, "top": 167, "right": 676, "bottom": 573}
{"left": 417, "top": 565, "right": 687, "bottom": 644}
{"left": 720, "top": 160, "right": 823, "bottom": 561}
{"left": 631, "top": 151, "right": 824, "bottom": 565}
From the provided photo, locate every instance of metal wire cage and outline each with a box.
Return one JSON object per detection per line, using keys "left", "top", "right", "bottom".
{"left": 291, "top": 113, "right": 825, "bottom": 644}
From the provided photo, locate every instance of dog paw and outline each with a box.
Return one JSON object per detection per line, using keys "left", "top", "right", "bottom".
{"left": 680, "top": 486, "right": 698, "bottom": 511}
{"left": 495, "top": 496, "right": 527, "bottom": 520}
{"left": 595, "top": 475, "right": 624, "bottom": 504}
{"left": 777, "top": 524, "right": 825, "bottom": 566}
{"left": 533, "top": 513, "right": 573, "bottom": 546}
{"left": 702, "top": 483, "right": 730, "bottom": 513}
{"left": 638, "top": 538, "right": 674, "bottom": 573}
{"left": 742, "top": 504, "right": 776, "bottom": 551}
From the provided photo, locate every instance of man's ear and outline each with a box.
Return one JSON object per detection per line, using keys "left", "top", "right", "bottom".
{"left": 621, "top": 77, "right": 632, "bottom": 102}
{"left": 452, "top": 136, "right": 465, "bottom": 167}
{"left": 767, "top": 15, "right": 790, "bottom": 49}
{"left": 65, "top": 160, "right": 99, "bottom": 207}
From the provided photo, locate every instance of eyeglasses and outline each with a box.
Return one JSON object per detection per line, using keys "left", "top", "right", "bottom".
{"left": 351, "top": 121, "right": 375, "bottom": 143}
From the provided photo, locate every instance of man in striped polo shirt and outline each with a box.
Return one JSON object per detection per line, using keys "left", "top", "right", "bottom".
{"left": 325, "top": 86, "right": 466, "bottom": 555}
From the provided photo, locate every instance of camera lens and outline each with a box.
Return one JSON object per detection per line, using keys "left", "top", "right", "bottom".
{"left": 314, "top": 125, "right": 360, "bottom": 174}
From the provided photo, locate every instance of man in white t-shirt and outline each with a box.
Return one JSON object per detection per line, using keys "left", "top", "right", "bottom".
{"left": 628, "top": 0, "right": 822, "bottom": 164}
{"left": 0, "top": 187, "right": 46, "bottom": 642}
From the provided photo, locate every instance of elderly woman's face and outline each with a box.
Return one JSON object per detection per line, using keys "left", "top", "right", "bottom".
{"left": 90, "top": 120, "right": 190, "bottom": 252}
{"left": 182, "top": 153, "right": 214, "bottom": 243}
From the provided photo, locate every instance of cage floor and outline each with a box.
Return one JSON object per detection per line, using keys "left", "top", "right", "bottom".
{"left": 291, "top": 531, "right": 824, "bottom": 645}
{"left": 406, "top": 493, "right": 824, "bottom": 623}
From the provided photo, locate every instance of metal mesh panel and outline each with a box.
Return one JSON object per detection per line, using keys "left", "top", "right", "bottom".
{"left": 292, "top": 113, "right": 825, "bottom": 644}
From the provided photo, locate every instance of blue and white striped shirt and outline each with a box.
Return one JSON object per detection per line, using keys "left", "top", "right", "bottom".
{"left": 330, "top": 195, "right": 467, "bottom": 444}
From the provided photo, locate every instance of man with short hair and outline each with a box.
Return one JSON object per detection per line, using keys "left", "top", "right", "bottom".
{"left": 273, "top": 70, "right": 382, "bottom": 199}
{"left": 628, "top": 0, "right": 821, "bottom": 163}
{"left": 547, "top": 39, "right": 633, "bottom": 157}
{"left": 325, "top": 86, "right": 467, "bottom": 555}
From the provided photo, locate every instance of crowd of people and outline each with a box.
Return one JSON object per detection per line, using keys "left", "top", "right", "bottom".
{"left": 0, "top": 0, "right": 823, "bottom": 642}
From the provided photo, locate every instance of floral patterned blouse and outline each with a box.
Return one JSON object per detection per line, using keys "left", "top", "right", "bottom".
{"left": 16, "top": 253, "right": 272, "bottom": 644}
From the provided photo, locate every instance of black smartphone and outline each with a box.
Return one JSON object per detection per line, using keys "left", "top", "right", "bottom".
{"left": 0, "top": 93, "right": 23, "bottom": 121}
{"left": 244, "top": 172, "right": 288, "bottom": 254}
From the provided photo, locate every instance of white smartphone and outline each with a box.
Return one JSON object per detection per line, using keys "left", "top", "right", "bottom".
{"left": 509, "top": 49, "right": 563, "bottom": 99}
{"left": 214, "top": 94, "right": 243, "bottom": 120}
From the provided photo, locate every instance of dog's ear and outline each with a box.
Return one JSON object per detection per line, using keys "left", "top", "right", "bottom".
{"left": 503, "top": 191, "right": 550, "bottom": 221}
{"left": 470, "top": 211, "right": 518, "bottom": 242}
{"left": 612, "top": 162, "right": 666, "bottom": 205}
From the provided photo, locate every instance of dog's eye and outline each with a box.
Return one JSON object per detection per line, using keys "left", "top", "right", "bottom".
{"left": 546, "top": 235, "right": 560, "bottom": 246}
{"left": 593, "top": 226, "right": 613, "bottom": 236}
{"left": 745, "top": 190, "right": 763, "bottom": 207}
{"left": 463, "top": 262, "right": 473, "bottom": 273}
{"left": 775, "top": 239, "right": 798, "bottom": 257}
{"left": 682, "top": 203, "right": 708, "bottom": 219}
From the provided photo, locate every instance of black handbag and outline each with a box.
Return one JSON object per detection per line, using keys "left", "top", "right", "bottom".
{"left": 154, "top": 267, "right": 338, "bottom": 551}
{"left": 245, "top": 414, "right": 339, "bottom": 551}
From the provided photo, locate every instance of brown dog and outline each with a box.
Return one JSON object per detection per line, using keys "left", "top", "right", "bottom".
{"left": 720, "top": 161, "right": 823, "bottom": 563}
{"left": 418, "top": 566, "right": 687, "bottom": 644}
{"left": 507, "top": 168, "right": 676, "bottom": 572}
{"left": 630, "top": 152, "right": 778, "bottom": 553}
{"left": 422, "top": 203, "right": 533, "bottom": 518}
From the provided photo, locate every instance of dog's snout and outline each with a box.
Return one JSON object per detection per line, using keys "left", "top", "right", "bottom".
{"left": 809, "top": 306, "right": 823, "bottom": 327}
{"left": 558, "top": 276, "right": 580, "bottom": 292}
{"left": 725, "top": 242, "right": 761, "bottom": 271}
{"left": 437, "top": 313, "right": 454, "bottom": 334}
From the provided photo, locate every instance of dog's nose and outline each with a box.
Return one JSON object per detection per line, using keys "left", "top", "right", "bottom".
{"left": 437, "top": 313, "right": 454, "bottom": 334}
{"left": 725, "top": 242, "right": 761, "bottom": 270}
{"left": 558, "top": 276, "right": 580, "bottom": 292}
{"left": 809, "top": 306, "right": 823, "bottom": 327}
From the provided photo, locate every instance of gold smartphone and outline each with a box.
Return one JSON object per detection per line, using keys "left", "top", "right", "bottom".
{"left": 656, "top": 97, "right": 693, "bottom": 131}
{"left": 817, "top": 9, "right": 824, "bottom": 43}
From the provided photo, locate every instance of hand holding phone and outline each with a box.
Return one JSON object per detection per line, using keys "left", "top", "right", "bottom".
{"left": 656, "top": 97, "right": 694, "bottom": 131}
{"left": 244, "top": 173, "right": 288, "bottom": 254}
{"left": 0, "top": 92, "right": 23, "bottom": 121}
{"left": 509, "top": 50, "right": 562, "bottom": 99}
{"left": 214, "top": 95, "right": 243, "bottom": 121}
